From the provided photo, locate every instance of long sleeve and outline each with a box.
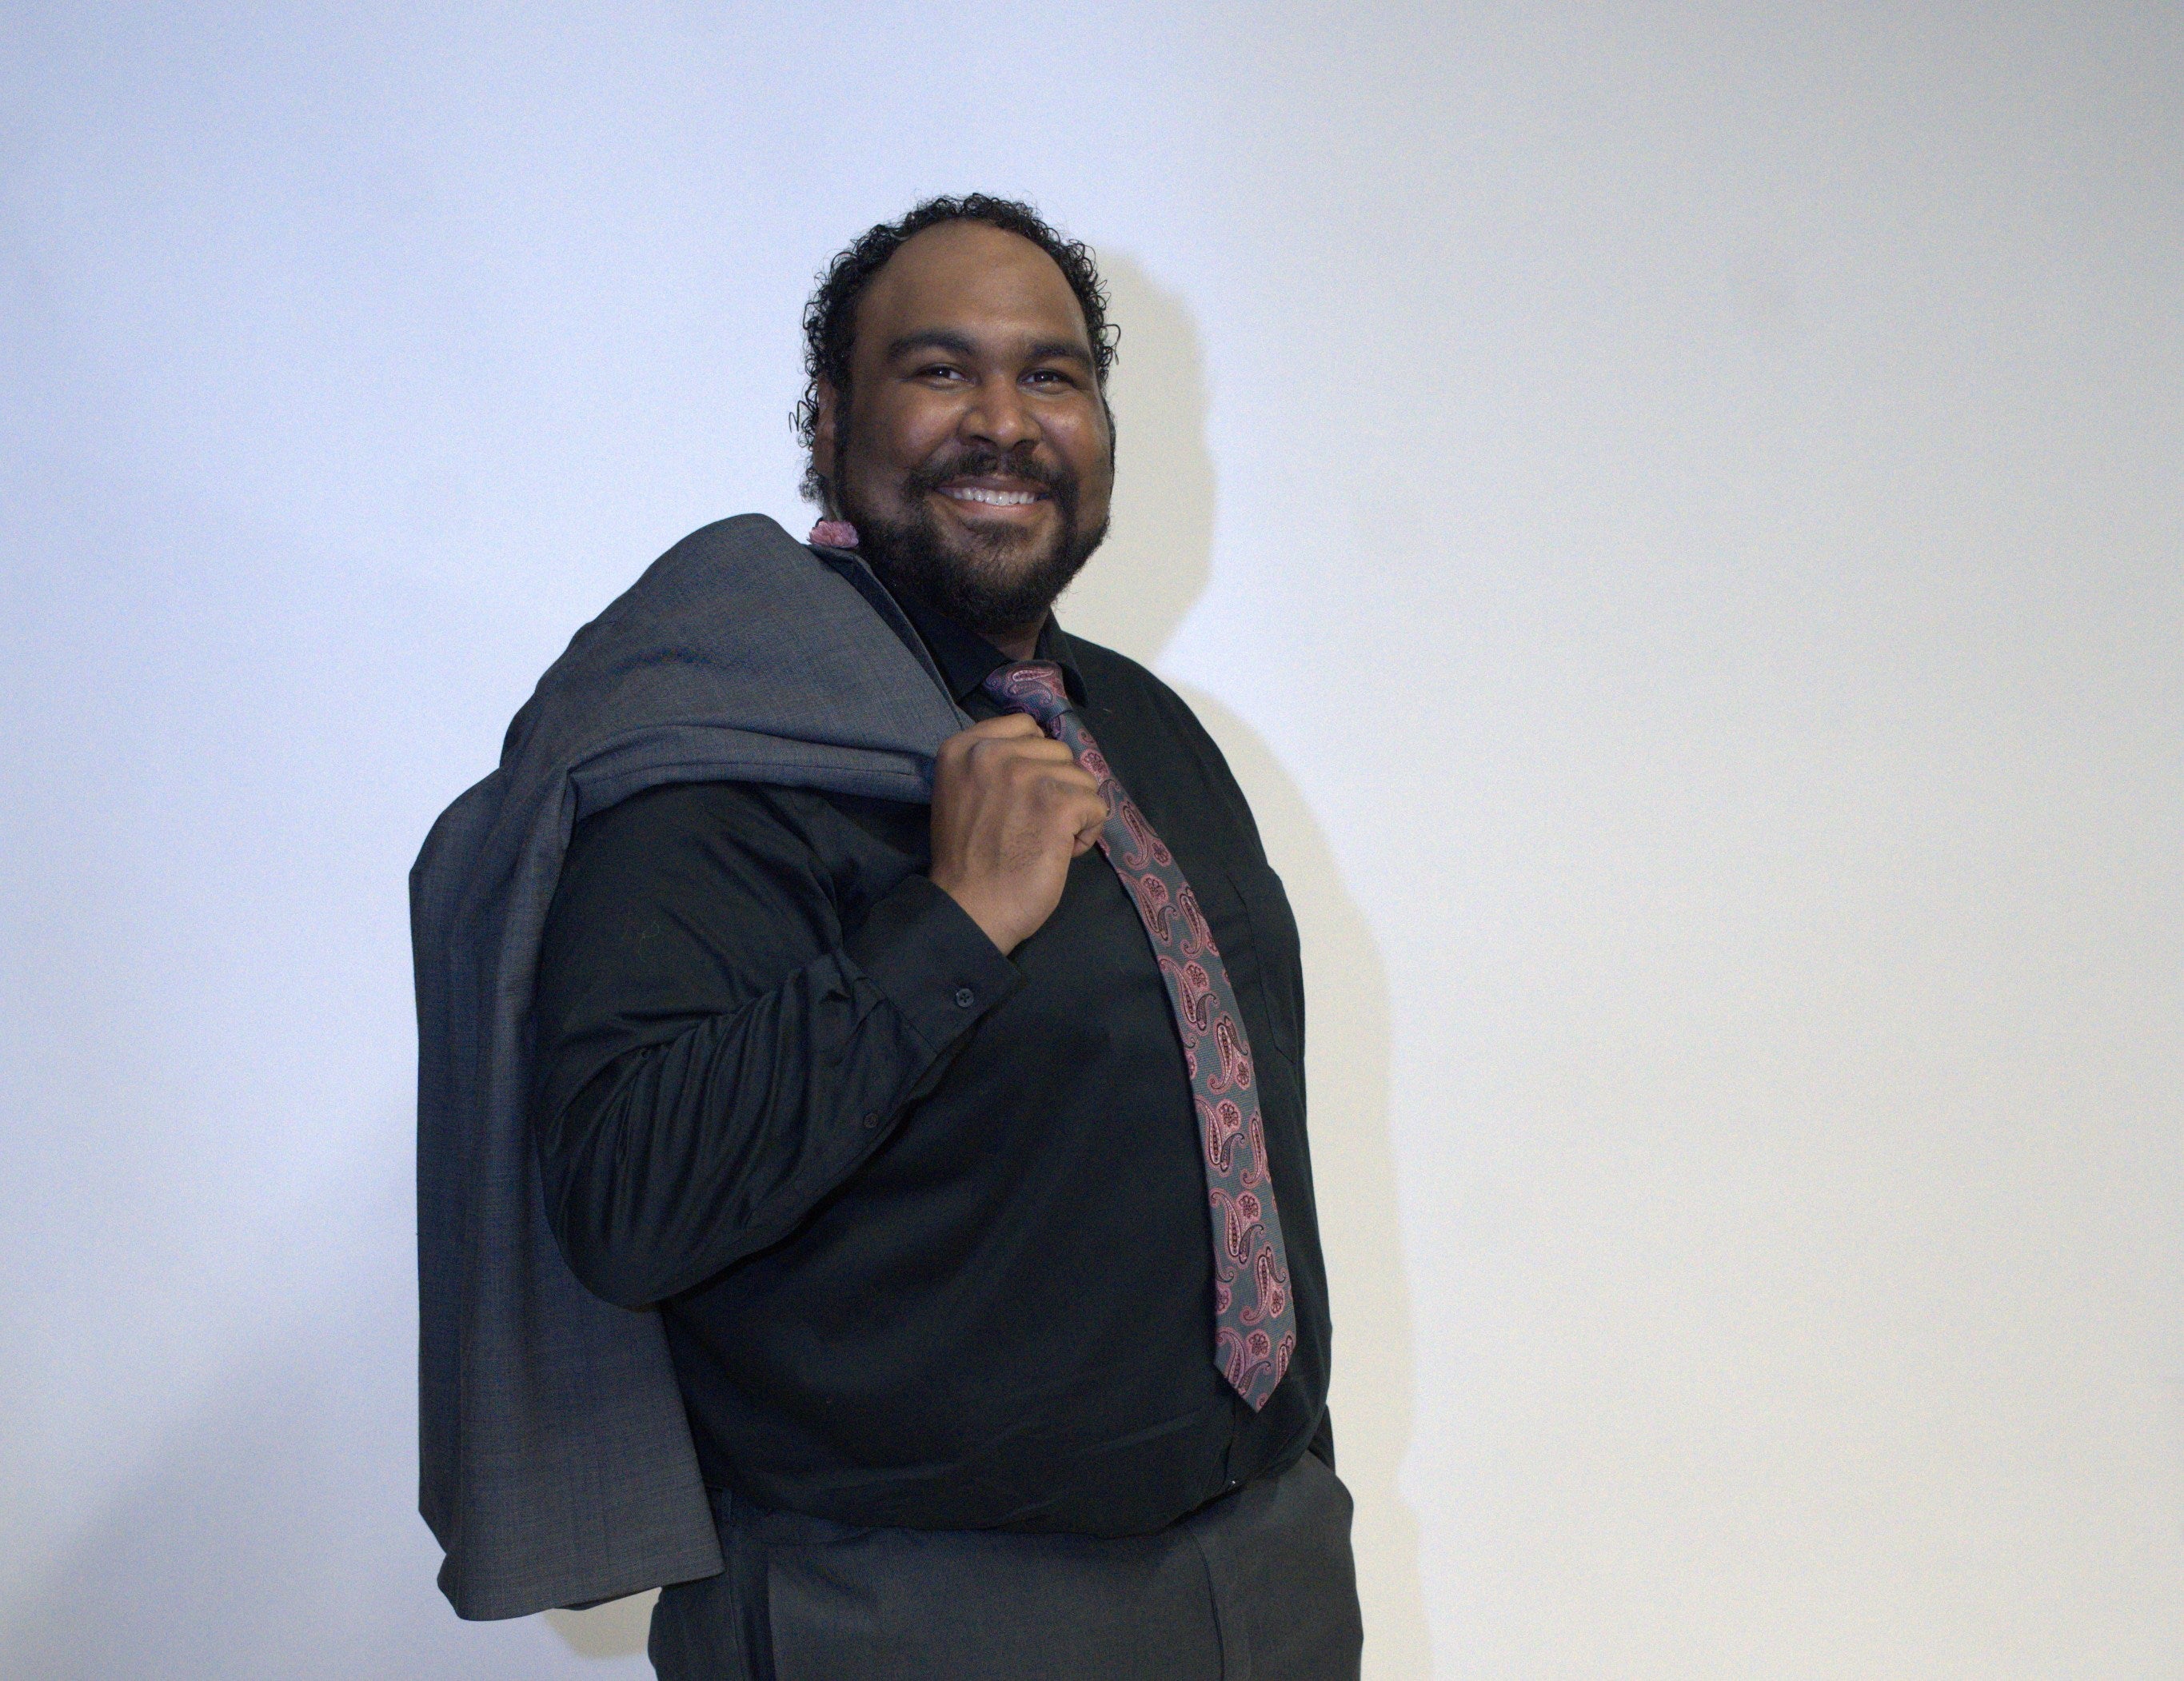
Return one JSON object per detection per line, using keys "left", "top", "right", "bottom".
{"left": 529, "top": 780, "right": 1019, "bottom": 1308}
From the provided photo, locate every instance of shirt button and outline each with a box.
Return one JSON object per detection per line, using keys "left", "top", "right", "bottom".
{"left": 861, "top": 1112, "right": 880, "bottom": 1129}
{"left": 953, "top": 986, "right": 976, "bottom": 1008}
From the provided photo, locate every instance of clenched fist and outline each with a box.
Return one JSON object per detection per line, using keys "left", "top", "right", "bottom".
{"left": 928, "top": 714, "right": 1109, "bottom": 956}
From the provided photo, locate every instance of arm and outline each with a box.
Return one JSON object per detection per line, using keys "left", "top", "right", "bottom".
{"left": 530, "top": 781, "right": 1018, "bottom": 1307}
{"left": 531, "top": 718, "right": 1105, "bottom": 1308}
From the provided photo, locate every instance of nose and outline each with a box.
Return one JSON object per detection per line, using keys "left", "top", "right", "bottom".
{"left": 960, "top": 375, "right": 1035, "bottom": 453}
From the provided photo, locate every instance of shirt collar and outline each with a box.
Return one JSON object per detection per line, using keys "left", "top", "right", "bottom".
{"left": 884, "top": 579, "right": 1088, "bottom": 709}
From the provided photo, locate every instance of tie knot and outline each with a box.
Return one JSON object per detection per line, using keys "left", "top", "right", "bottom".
{"left": 982, "top": 661, "right": 1072, "bottom": 725}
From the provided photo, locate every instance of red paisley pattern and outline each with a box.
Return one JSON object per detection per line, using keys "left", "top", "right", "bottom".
{"left": 1200, "top": 1095, "right": 1247, "bottom": 1175}
{"left": 1134, "top": 872, "right": 1176, "bottom": 942}
{"left": 1239, "top": 1111, "right": 1271, "bottom": 1190}
{"left": 1175, "top": 884, "right": 1216, "bottom": 958}
{"left": 1244, "top": 1240, "right": 1290, "bottom": 1324}
{"left": 1153, "top": 956, "right": 1216, "bottom": 1040}
{"left": 984, "top": 661, "right": 1296, "bottom": 1413}
{"left": 1208, "top": 1014, "right": 1253, "bottom": 1094}
{"left": 1118, "top": 800, "right": 1172, "bottom": 871}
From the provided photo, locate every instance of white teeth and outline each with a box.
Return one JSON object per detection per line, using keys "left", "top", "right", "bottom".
{"left": 943, "top": 486, "right": 1040, "bottom": 506}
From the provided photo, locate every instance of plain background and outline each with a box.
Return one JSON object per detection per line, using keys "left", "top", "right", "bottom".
{"left": 3, "top": 4, "right": 2178, "bottom": 1676}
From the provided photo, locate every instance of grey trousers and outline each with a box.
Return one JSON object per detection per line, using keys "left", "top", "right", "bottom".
{"left": 648, "top": 1451, "right": 1364, "bottom": 1681}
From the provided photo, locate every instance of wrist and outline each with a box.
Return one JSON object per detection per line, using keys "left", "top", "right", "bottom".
{"left": 928, "top": 872, "right": 1020, "bottom": 956}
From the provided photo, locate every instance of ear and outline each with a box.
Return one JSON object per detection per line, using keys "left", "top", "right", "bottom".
{"left": 812, "top": 379, "right": 840, "bottom": 485}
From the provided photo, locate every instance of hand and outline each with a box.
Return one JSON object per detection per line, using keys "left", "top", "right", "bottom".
{"left": 928, "top": 714, "right": 1108, "bottom": 955}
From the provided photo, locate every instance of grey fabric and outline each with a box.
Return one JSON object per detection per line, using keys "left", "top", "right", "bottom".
{"left": 649, "top": 1451, "right": 1364, "bottom": 1681}
{"left": 411, "top": 515, "right": 971, "bottom": 1620}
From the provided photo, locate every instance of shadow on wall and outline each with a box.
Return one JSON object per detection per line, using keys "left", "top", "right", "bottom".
{"left": 545, "top": 1591, "right": 657, "bottom": 1659}
{"left": 1066, "top": 255, "right": 1431, "bottom": 1681}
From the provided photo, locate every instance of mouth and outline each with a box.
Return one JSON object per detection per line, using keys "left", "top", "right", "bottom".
{"left": 932, "top": 475, "right": 1051, "bottom": 513}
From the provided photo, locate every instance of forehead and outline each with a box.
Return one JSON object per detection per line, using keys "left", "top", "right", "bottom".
{"left": 854, "top": 222, "right": 1092, "bottom": 358}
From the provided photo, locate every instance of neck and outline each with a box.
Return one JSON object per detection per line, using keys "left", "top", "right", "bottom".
{"left": 989, "top": 617, "right": 1045, "bottom": 663}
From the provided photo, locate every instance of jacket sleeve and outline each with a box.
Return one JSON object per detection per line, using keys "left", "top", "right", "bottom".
{"left": 529, "top": 780, "right": 1018, "bottom": 1308}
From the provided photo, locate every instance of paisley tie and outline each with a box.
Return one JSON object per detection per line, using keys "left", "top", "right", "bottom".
{"left": 982, "top": 661, "right": 1296, "bottom": 1410}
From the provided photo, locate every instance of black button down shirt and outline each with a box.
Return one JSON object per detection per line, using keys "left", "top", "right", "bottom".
{"left": 530, "top": 580, "right": 1331, "bottom": 1538}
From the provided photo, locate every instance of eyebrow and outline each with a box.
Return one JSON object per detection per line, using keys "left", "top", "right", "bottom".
{"left": 884, "top": 328, "right": 1095, "bottom": 371}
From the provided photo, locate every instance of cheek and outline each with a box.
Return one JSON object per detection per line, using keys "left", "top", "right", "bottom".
{"left": 1075, "top": 426, "right": 1116, "bottom": 511}
{"left": 864, "top": 392, "right": 960, "bottom": 467}
{"left": 1049, "top": 407, "right": 1112, "bottom": 485}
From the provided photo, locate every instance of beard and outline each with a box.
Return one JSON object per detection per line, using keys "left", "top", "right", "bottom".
{"left": 836, "top": 436, "right": 1108, "bottom": 641}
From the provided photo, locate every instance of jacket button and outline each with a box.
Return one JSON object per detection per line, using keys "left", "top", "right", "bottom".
{"left": 861, "top": 1112, "right": 880, "bottom": 1129}
{"left": 954, "top": 986, "right": 976, "bottom": 1008}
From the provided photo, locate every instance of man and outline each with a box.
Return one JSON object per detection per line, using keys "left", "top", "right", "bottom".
{"left": 419, "top": 195, "right": 1358, "bottom": 1679}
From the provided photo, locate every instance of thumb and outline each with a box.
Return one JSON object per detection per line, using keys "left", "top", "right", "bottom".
{"left": 1072, "top": 801, "right": 1108, "bottom": 856}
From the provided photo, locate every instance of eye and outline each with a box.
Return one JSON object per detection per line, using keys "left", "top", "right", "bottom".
{"left": 1024, "top": 368, "right": 1076, "bottom": 389}
{"left": 916, "top": 362, "right": 968, "bottom": 382}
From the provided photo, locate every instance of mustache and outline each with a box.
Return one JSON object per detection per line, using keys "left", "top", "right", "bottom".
{"left": 903, "top": 444, "right": 1070, "bottom": 497}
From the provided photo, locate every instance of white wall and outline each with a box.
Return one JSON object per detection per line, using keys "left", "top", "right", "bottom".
{"left": 2, "top": 4, "right": 2177, "bottom": 1675}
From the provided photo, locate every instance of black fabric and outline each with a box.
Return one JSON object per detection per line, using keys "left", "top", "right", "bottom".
{"left": 647, "top": 1450, "right": 1363, "bottom": 1681}
{"left": 531, "top": 598, "right": 1331, "bottom": 1539}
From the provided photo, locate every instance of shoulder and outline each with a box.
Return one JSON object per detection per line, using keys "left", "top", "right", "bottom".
{"left": 1055, "top": 628, "right": 1262, "bottom": 842}
{"left": 1060, "top": 630, "right": 1217, "bottom": 749}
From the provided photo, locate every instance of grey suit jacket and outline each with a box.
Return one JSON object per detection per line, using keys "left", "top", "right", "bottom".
{"left": 410, "top": 514, "right": 971, "bottom": 1619}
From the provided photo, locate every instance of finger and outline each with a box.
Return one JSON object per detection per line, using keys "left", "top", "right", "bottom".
{"left": 960, "top": 713, "right": 1044, "bottom": 741}
{"left": 939, "top": 716, "right": 1040, "bottom": 765}
{"left": 1036, "top": 749, "right": 1099, "bottom": 781}
{"left": 1070, "top": 795, "right": 1110, "bottom": 852}
{"left": 980, "top": 737, "right": 1079, "bottom": 774}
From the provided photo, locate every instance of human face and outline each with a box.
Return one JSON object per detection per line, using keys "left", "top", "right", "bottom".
{"left": 815, "top": 222, "right": 1115, "bottom": 644}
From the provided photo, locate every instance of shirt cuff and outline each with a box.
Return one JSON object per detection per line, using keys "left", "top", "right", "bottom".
{"left": 843, "top": 873, "right": 1020, "bottom": 1054}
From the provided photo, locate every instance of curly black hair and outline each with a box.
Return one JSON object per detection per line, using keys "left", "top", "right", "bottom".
{"left": 794, "top": 194, "right": 1118, "bottom": 506}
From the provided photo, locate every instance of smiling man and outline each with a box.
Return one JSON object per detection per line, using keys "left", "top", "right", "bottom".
{"left": 806, "top": 213, "right": 1115, "bottom": 661}
{"left": 417, "top": 196, "right": 1358, "bottom": 1680}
